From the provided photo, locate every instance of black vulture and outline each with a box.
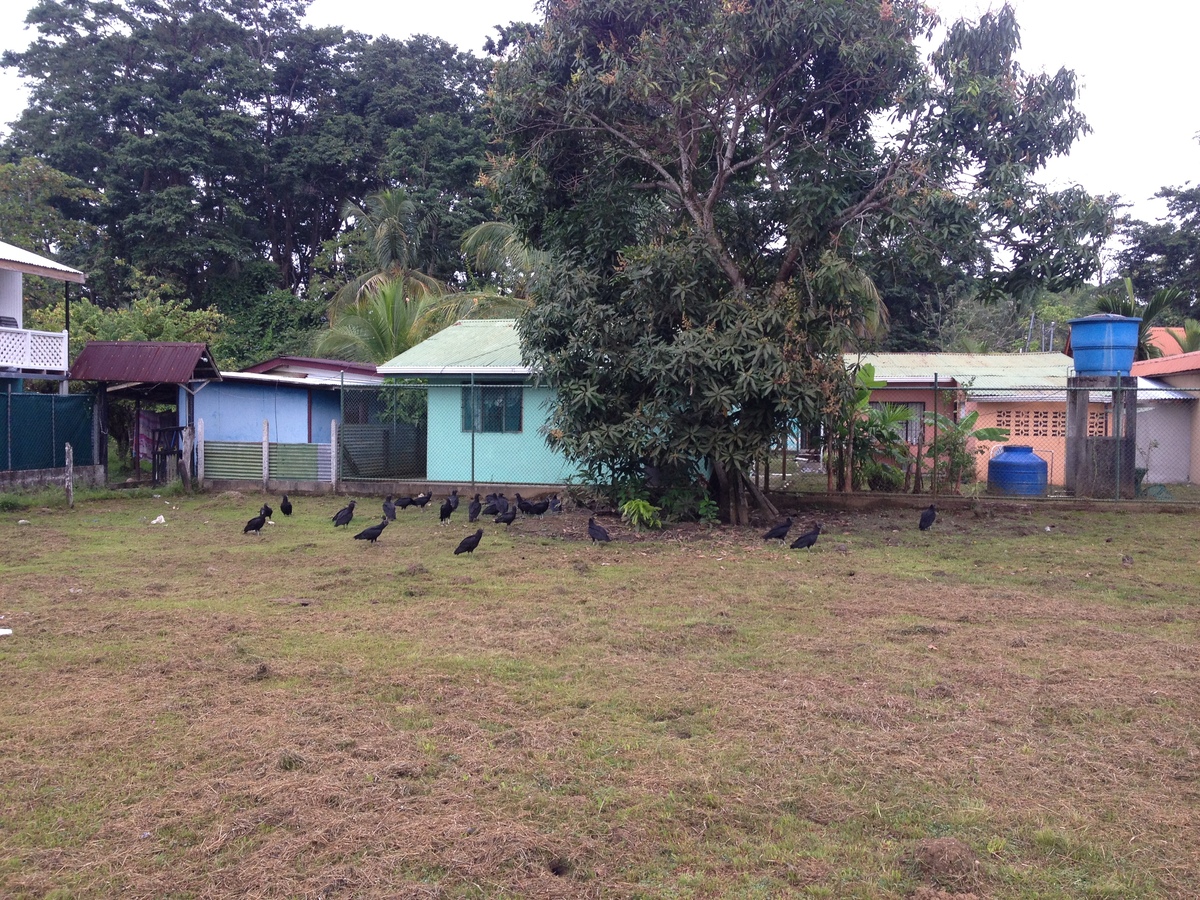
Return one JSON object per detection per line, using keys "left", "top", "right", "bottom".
{"left": 529, "top": 499, "right": 550, "bottom": 517}
{"left": 494, "top": 493, "right": 509, "bottom": 514}
{"left": 468, "top": 493, "right": 482, "bottom": 523}
{"left": 354, "top": 517, "right": 389, "bottom": 544}
{"left": 919, "top": 504, "right": 937, "bottom": 531}
{"left": 396, "top": 496, "right": 414, "bottom": 511}
{"left": 588, "top": 517, "right": 611, "bottom": 543}
{"left": 243, "top": 512, "right": 268, "bottom": 535}
{"left": 412, "top": 492, "right": 432, "bottom": 509}
{"left": 448, "top": 489, "right": 460, "bottom": 511}
{"left": 790, "top": 523, "right": 822, "bottom": 550}
{"left": 260, "top": 503, "right": 273, "bottom": 519}
{"left": 548, "top": 495, "right": 562, "bottom": 513}
{"left": 762, "top": 517, "right": 793, "bottom": 542}
{"left": 455, "top": 528, "right": 483, "bottom": 555}
{"left": 280, "top": 494, "right": 292, "bottom": 516}
{"left": 383, "top": 495, "right": 397, "bottom": 521}
{"left": 495, "top": 508, "right": 517, "bottom": 528}
{"left": 481, "top": 497, "right": 500, "bottom": 517}
{"left": 332, "top": 500, "right": 356, "bottom": 527}
{"left": 439, "top": 497, "right": 454, "bottom": 525}
{"left": 515, "top": 493, "right": 534, "bottom": 515}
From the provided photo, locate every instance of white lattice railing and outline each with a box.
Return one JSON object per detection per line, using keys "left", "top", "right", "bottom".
{"left": 0, "top": 327, "right": 68, "bottom": 373}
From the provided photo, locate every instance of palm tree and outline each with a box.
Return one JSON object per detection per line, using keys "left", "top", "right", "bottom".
{"left": 313, "top": 281, "right": 435, "bottom": 364}
{"left": 328, "top": 188, "right": 443, "bottom": 318}
{"left": 1168, "top": 319, "right": 1200, "bottom": 354}
{"left": 1094, "top": 278, "right": 1184, "bottom": 361}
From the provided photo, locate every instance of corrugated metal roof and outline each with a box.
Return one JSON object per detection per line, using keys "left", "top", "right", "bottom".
{"left": 70, "top": 341, "right": 221, "bottom": 383}
{"left": 859, "top": 352, "right": 1077, "bottom": 389}
{"left": 219, "top": 370, "right": 379, "bottom": 387}
{"left": 1131, "top": 350, "right": 1200, "bottom": 378}
{"left": 241, "top": 356, "right": 381, "bottom": 379}
{"left": 0, "top": 240, "right": 86, "bottom": 284}
{"left": 377, "top": 319, "right": 528, "bottom": 376}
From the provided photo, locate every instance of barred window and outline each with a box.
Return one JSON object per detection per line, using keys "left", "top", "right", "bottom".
{"left": 995, "top": 409, "right": 1032, "bottom": 437}
{"left": 1051, "top": 411, "right": 1066, "bottom": 437}
{"left": 462, "top": 385, "right": 523, "bottom": 433}
{"left": 1087, "top": 410, "right": 1108, "bottom": 437}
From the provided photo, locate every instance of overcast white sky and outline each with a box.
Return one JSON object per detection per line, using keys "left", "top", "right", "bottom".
{"left": 1, "top": 0, "right": 1197, "bottom": 224}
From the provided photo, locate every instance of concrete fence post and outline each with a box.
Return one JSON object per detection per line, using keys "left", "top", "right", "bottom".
{"left": 196, "top": 418, "right": 205, "bottom": 484}
{"left": 262, "top": 419, "right": 270, "bottom": 490}
{"left": 330, "top": 419, "right": 339, "bottom": 488}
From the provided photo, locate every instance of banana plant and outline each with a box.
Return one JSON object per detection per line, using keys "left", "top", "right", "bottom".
{"left": 922, "top": 409, "right": 1009, "bottom": 493}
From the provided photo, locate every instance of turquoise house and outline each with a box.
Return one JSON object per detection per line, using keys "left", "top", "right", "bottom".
{"left": 377, "top": 320, "right": 572, "bottom": 485}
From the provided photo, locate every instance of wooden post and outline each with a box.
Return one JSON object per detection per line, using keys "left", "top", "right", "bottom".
{"left": 180, "top": 425, "right": 194, "bottom": 494}
{"left": 65, "top": 442, "right": 74, "bottom": 508}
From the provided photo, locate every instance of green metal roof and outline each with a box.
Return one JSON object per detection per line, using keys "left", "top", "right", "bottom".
{"left": 377, "top": 319, "right": 527, "bottom": 376}
{"left": 858, "top": 352, "right": 1076, "bottom": 389}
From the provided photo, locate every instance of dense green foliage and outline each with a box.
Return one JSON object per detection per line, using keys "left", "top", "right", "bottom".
{"left": 1117, "top": 183, "right": 1200, "bottom": 320}
{"left": 1, "top": 0, "right": 494, "bottom": 366}
{"left": 489, "top": 0, "right": 1105, "bottom": 518}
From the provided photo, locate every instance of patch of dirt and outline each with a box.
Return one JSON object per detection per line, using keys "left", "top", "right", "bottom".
{"left": 911, "top": 837, "right": 981, "bottom": 890}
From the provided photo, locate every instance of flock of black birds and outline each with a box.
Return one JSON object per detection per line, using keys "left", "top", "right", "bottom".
{"left": 759, "top": 504, "right": 936, "bottom": 549}
{"left": 241, "top": 489, "right": 566, "bottom": 556}
{"left": 244, "top": 492, "right": 940, "bottom": 554}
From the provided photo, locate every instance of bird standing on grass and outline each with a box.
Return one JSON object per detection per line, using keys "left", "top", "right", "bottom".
{"left": 762, "top": 517, "right": 793, "bottom": 542}
{"left": 588, "top": 517, "right": 611, "bottom": 543}
{"left": 548, "top": 495, "right": 562, "bottom": 513}
{"left": 280, "top": 495, "right": 292, "bottom": 516}
{"left": 790, "top": 523, "right": 822, "bottom": 550}
{"left": 495, "top": 507, "right": 517, "bottom": 528}
{"left": 529, "top": 499, "right": 550, "bottom": 517}
{"left": 260, "top": 503, "right": 273, "bottom": 519}
{"left": 448, "top": 489, "right": 460, "bottom": 511}
{"left": 439, "top": 497, "right": 454, "bottom": 526}
{"left": 243, "top": 512, "right": 268, "bottom": 536}
{"left": 383, "top": 495, "right": 397, "bottom": 521}
{"left": 396, "top": 495, "right": 414, "bottom": 511}
{"left": 354, "top": 517, "right": 389, "bottom": 544}
{"left": 412, "top": 492, "right": 432, "bottom": 509}
{"left": 919, "top": 504, "right": 937, "bottom": 531}
{"left": 455, "top": 528, "right": 483, "bottom": 555}
{"left": 332, "top": 500, "right": 356, "bottom": 527}
{"left": 468, "top": 493, "right": 482, "bottom": 523}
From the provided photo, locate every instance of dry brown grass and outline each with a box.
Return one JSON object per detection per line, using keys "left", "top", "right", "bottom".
{"left": 0, "top": 494, "right": 1197, "bottom": 898}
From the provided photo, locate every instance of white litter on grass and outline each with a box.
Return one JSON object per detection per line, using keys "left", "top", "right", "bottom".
{"left": 17, "top": 519, "right": 30, "bottom": 525}
{"left": 0, "top": 628, "right": 12, "bottom": 637}
{"left": 150, "top": 515, "right": 166, "bottom": 525}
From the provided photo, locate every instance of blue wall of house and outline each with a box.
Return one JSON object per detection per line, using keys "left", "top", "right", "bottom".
{"left": 426, "top": 382, "right": 573, "bottom": 484}
{"left": 185, "top": 382, "right": 340, "bottom": 443}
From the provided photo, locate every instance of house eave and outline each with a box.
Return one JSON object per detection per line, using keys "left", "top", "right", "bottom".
{"left": 376, "top": 365, "right": 532, "bottom": 377}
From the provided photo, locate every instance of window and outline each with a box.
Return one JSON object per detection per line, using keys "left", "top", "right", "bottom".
{"left": 869, "top": 401, "right": 924, "bottom": 444}
{"left": 462, "top": 385, "right": 523, "bottom": 433}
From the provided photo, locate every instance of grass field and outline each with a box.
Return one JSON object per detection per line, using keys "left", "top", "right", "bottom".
{"left": 1, "top": 489, "right": 1197, "bottom": 899}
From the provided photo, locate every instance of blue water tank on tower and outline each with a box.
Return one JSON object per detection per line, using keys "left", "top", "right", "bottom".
{"left": 1068, "top": 314, "right": 1141, "bottom": 376}
{"left": 988, "top": 445, "right": 1048, "bottom": 496}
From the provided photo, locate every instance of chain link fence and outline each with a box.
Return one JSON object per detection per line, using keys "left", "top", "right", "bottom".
{"left": 756, "top": 382, "right": 1200, "bottom": 503}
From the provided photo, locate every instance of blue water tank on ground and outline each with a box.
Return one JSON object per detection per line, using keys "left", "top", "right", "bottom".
{"left": 988, "top": 445, "right": 1048, "bottom": 496}
{"left": 1068, "top": 314, "right": 1141, "bottom": 376}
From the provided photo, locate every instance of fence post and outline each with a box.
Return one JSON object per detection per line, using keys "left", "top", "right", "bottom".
{"left": 330, "top": 419, "right": 339, "bottom": 488}
{"left": 196, "top": 418, "right": 205, "bottom": 484}
{"left": 65, "top": 442, "right": 74, "bottom": 508}
{"left": 262, "top": 419, "right": 270, "bottom": 490}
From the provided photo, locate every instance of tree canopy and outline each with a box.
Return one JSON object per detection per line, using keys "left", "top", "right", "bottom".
{"left": 1117, "top": 183, "right": 1200, "bottom": 321}
{"left": 489, "top": 0, "right": 1105, "bottom": 519}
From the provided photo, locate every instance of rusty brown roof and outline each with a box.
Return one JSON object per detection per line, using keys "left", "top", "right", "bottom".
{"left": 70, "top": 341, "right": 221, "bottom": 383}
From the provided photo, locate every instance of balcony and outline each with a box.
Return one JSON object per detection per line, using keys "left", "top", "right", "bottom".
{"left": 0, "top": 325, "right": 69, "bottom": 375}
